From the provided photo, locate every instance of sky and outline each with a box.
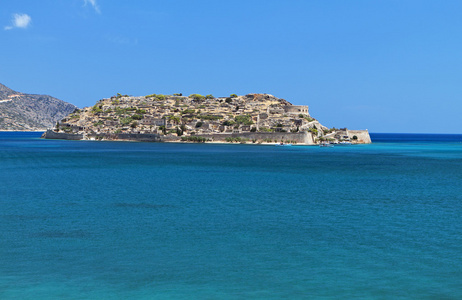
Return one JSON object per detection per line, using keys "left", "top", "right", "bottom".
{"left": 1, "top": 0, "right": 462, "bottom": 133}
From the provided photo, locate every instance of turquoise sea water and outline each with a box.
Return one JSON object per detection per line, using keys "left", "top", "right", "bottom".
{"left": 1, "top": 132, "right": 462, "bottom": 299}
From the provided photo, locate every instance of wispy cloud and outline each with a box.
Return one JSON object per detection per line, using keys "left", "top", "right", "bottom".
{"left": 83, "top": 0, "right": 101, "bottom": 14}
{"left": 106, "top": 35, "right": 139, "bottom": 45}
{"left": 4, "top": 13, "right": 32, "bottom": 30}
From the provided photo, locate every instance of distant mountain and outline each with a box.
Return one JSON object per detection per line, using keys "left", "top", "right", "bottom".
{"left": 0, "top": 83, "right": 77, "bottom": 131}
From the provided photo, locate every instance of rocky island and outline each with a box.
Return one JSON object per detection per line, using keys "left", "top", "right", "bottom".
{"left": 43, "top": 93, "right": 371, "bottom": 145}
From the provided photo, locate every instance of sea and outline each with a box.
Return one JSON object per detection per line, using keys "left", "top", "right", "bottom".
{"left": 0, "top": 132, "right": 461, "bottom": 299}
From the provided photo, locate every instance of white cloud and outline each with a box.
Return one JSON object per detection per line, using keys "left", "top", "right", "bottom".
{"left": 84, "top": 0, "right": 101, "bottom": 14}
{"left": 4, "top": 13, "right": 31, "bottom": 30}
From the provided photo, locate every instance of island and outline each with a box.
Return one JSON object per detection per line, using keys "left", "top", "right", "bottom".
{"left": 42, "top": 93, "right": 371, "bottom": 145}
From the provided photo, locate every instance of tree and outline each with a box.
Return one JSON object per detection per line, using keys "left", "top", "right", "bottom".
{"left": 158, "top": 125, "right": 167, "bottom": 135}
{"left": 230, "top": 94, "right": 238, "bottom": 98}
{"left": 168, "top": 115, "right": 181, "bottom": 125}
{"left": 189, "top": 94, "right": 205, "bottom": 101}
{"left": 222, "top": 120, "right": 235, "bottom": 126}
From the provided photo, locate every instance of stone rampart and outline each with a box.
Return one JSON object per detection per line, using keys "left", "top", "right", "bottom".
{"left": 100, "top": 133, "right": 161, "bottom": 142}
{"left": 43, "top": 130, "right": 320, "bottom": 145}
{"left": 194, "top": 131, "right": 315, "bottom": 144}
{"left": 42, "top": 130, "right": 83, "bottom": 140}
{"left": 347, "top": 130, "right": 371, "bottom": 144}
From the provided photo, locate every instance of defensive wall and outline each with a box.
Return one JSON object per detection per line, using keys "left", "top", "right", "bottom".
{"left": 43, "top": 130, "right": 316, "bottom": 144}
{"left": 193, "top": 131, "right": 316, "bottom": 144}
{"left": 43, "top": 129, "right": 372, "bottom": 145}
{"left": 42, "top": 130, "right": 84, "bottom": 140}
{"left": 347, "top": 130, "right": 371, "bottom": 144}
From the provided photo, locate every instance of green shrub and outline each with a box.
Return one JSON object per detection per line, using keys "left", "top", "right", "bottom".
{"left": 305, "top": 116, "right": 314, "bottom": 122}
{"left": 93, "top": 120, "right": 104, "bottom": 126}
{"left": 181, "top": 109, "right": 196, "bottom": 115}
{"left": 181, "top": 136, "right": 208, "bottom": 143}
{"left": 230, "top": 94, "right": 238, "bottom": 98}
{"left": 353, "top": 135, "right": 358, "bottom": 140}
{"left": 222, "top": 120, "right": 235, "bottom": 126}
{"left": 189, "top": 94, "right": 205, "bottom": 101}
{"left": 120, "top": 117, "right": 133, "bottom": 126}
{"left": 130, "top": 121, "right": 138, "bottom": 128}
{"left": 235, "top": 115, "right": 253, "bottom": 125}
{"left": 196, "top": 121, "right": 203, "bottom": 128}
{"left": 259, "top": 127, "right": 274, "bottom": 132}
{"left": 132, "top": 114, "right": 143, "bottom": 120}
{"left": 205, "top": 94, "right": 214, "bottom": 99}
{"left": 225, "top": 98, "right": 232, "bottom": 103}
{"left": 158, "top": 125, "right": 167, "bottom": 135}
{"left": 168, "top": 115, "right": 181, "bottom": 124}
{"left": 92, "top": 105, "right": 103, "bottom": 114}
{"left": 199, "top": 115, "right": 223, "bottom": 121}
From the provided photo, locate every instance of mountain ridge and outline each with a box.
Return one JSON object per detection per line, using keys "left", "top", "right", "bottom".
{"left": 0, "top": 83, "right": 77, "bottom": 131}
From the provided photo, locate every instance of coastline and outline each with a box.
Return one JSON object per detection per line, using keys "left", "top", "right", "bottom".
{"left": 0, "top": 130, "right": 46, "bottom": 132}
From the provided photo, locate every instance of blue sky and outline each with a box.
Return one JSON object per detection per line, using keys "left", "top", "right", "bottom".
{"left": 1, "top": 0, "right": 462, "bottom": 133}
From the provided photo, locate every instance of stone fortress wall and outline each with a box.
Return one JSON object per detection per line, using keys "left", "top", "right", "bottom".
{"left": 193, "top": 131, "right": 315, "bottom": 144}
{"left": 43, "top": 130, "right": 318, "bottom": 144}
{"left": 347, "top": 130, "right": 371, "bottom": 144}
{"left": 283, "top": 105, "right": 309, "bottom": 115}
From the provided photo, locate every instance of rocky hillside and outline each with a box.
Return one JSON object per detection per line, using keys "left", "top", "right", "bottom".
{"left": 46, "top": 92, "right": 370, "bottom": 144}
{"left": 0, "top": 83, "right": 77, "bottom": 131}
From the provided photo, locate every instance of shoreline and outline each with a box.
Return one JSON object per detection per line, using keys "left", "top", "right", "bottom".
{"left": 0, "top": 130, "right": 46, "bottom": 132}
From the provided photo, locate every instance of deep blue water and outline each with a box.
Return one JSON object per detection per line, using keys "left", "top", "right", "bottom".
{"left": 1, "top": 132, "right": 461, "bottom": 299}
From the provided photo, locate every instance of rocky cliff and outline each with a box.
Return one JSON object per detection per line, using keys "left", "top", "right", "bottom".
{"left": 0, "top": 83, "right": 77, "bottom": 131}
{"left": 43, "top": 92, "right": 371, "bottom": 145}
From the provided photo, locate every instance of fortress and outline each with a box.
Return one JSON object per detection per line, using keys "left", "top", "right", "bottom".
{"left": 43, "top": 93, "right": 371, "bottom": 145}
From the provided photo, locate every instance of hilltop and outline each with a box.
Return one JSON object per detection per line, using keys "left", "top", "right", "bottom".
{"left": 0, "top": 83, "right": 77, "bottom": 131}
{"left": 44, "top": 93, "right": 370, "bottom": 144}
